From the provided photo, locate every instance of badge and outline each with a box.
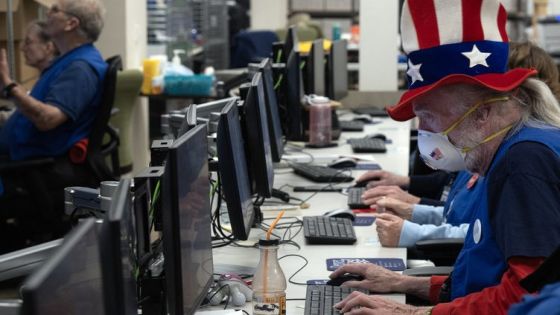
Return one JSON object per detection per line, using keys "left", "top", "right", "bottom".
{"left": 473, "top": 219, "right": 482, "bottom": 244}
{"left": 466, "top": 173, "right": 479, "bottom": 189}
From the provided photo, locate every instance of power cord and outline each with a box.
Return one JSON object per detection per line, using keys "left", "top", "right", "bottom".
{"left": 278, "top": 254, "right": 309, "bottom": 285}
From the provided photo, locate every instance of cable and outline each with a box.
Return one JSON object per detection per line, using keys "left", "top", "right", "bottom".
{"left": 278, "top": 254, "right": 309, "bottom": 285}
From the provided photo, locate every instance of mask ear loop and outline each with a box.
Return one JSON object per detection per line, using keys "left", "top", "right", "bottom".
{"left": 442, "top": 96, "right": 510, "bottom": 136}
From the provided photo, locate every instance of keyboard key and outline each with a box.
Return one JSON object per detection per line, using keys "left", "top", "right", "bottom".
{"left": 304, "top": 285, "right": 369, "bottom": 315}
{"left": 291, "top": 163, "right": 354, "bottom": 183}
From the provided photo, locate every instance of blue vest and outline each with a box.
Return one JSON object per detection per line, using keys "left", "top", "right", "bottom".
{"left": 0, "top": 44, "right": 107, "bottom": 160}
{"left": 451, "top": 126, "right": 560, "bottom": 299}
{"left": 443, "top": 171, "right": 485, "bottom": 226}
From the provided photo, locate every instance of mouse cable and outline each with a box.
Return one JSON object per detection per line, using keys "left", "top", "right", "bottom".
{"left": 278, "top": 254, "right": 309, "bottom": 285}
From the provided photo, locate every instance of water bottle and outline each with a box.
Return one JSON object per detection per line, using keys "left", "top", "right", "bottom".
{"left": 308, "top": 96, "right": 332, "bottom": 147}
{"left": 252, "top": 238, "right": 286, "bottom": 315}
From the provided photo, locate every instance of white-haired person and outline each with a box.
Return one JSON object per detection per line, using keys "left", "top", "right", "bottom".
{"left": 331, "top": 1, "right": 560, "bottom": 314}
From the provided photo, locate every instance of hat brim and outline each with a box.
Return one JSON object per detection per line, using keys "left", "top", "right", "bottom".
{"left": 386, "top": 68, "right": 538, "bottom": 121}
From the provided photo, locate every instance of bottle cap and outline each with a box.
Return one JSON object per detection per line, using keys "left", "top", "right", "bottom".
{"left": 259, "top": 238, "right": 280, "bottom": 246}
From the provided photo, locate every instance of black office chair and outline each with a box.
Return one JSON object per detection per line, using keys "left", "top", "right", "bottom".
{"left": 0, "top": 55, "right": 122, "bottom": 253}
{"left": 407, "top": 238, "right": 465, "bottom": 266}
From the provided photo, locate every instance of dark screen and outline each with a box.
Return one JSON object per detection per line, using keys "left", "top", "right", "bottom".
{"left": 282, "top": 26, "right": 298, "bottom": 63}
{"left": 308, "top": 39, "right": 325, "bottom": 96}
{"left": 259, "top": 58, "right": 284, "bottom": 162}
{"left": 102, "top": 178, "right": 138, "bottom": 315}
{"left": 21, "top": 219, "right": 105, "bottom": 315}
{"left": 285, "top": 50, "right": 304, "bottom": 140}
{"left": 162, "top": 124, "right": 213, "bottom": 315}
{"left": 243, "top": 72, "right": 274, "bottom": 198}
{"left": 217, "top": 100, "right": 254, "bottom": 240}
{"left": 330, "top": 40, "right": 348, "bottom": 100}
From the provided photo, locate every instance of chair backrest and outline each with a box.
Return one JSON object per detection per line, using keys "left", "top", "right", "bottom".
{"left": 108, "top": 69, "right": 143, "bottom": 174}
{"left": 86, "top": 55, "right": 122, "bottom": 181}
{"left": 230, "top": 31, "right": 278, "bottom": 68}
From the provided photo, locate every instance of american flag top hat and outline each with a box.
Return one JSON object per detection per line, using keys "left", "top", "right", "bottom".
{"left": 387, "top": 0, "right": 537, "bottom": 121}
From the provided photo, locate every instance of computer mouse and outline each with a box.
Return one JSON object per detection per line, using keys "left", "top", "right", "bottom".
{"left": 323, "top": 208, "right": 356, "bottom": 221}
{"left": 326, "top": 273, "right": 365, "bottom": 286}
{"left": 367, "top": 133, "right": 387, "bottom": 141}
{"left": 328, "top": 157, "right": 357, "bottom": 169}
{"left": 352, "top": 114, "right": 373, "bottom": 123}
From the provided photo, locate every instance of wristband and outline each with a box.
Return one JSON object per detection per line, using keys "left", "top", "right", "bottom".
{"left": 3, "top": 82, "right": 17, "bottom": 98}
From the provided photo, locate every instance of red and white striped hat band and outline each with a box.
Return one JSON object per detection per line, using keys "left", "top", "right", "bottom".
{"left": 386, "top": 0, "right": 537, "bottom": 122}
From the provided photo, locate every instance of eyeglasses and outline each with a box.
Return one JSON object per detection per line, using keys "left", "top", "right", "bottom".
{"left": 48, "top": 4, "right": 81, "bottom": 23}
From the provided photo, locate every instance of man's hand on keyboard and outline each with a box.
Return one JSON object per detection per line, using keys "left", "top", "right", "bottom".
{"left": 374, "top": 213, "right": 404, "bottom": 247}
{"left": 361, "top": 185, "right": 420, "bottom": 206}
{"left": 357, "top": 170, "right": 410, "bottom": 189}
{"left": 328, "top": 263, "right": 403, "bottom": 293}
{"left": 333, "top": 291, "right": 432, "bottom": 315}
{"left": 375, "top": 197, "right": 414, "bottom": 220}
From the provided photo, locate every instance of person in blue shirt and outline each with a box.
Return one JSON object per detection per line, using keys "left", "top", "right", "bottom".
{"left": 0, "top": 0, "right": 107, "bottom": 161}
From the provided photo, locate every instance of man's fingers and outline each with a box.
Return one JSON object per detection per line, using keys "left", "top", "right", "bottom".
{"left": 329, "top": 263, "right": 368, "bottom": 278}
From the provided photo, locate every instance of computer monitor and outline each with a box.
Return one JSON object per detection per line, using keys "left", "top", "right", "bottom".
{"left": 20, "top": 219, "right": 105, "bottom": 315}
{"left": 176, "top": 104, "right": 197, "bottom": 137}
{"left": 99, "top": 178, "right": 138, "bottom": 315}
{"left": 282, "top": 26, "right": 298, "bottom": 63}
{"left": 327, "top": 40, "right": 348, "bottom": 101}
{"left": 217, "top": 100, "right": 255, "bottom": 240}
{"left": 161, "top": 124, "right": 213, "bottom": 315}
{"left": 284, "top": 49, "right": 305, "bottom": 141}
{"left": 305, "top": 39, "right": 326, "bottom": 96}
{"left": 242, "top": 72, "right": 274, "bottom": 198}
{"left": 195, "top": 97, "right": 238, "bottom": 119}
{"left": 252, "top": 58, "right": 284, "bottom": 162}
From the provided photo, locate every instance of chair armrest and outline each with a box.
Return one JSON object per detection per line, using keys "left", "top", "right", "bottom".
{"left": 415, "top": 238, "right": 464, "bottom": 251}
{"left": 0, "top": 157, "right": 55, "bottom": 172}
{"left": 403, "top": 266, "right": 454, "bottom": 277}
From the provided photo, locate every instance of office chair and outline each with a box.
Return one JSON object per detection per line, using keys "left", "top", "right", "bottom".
{"left": 108, "top": 69, "right": 143, "bottom": 175}
{"left": 407, "top": 238, "right": 465, "bottom": 266}
{"left": 230, "top": 30, "right": 279, "bottom": 68}
{"left": 0, "top": 55, "right": 122, "bottom": 253}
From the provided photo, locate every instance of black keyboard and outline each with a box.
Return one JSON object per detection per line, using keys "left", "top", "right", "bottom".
{"left": 339, "top": 120, "right": 364, "bottom": 132}
{"left": 347, "top": 187, "right": 368, "bottom": 209}
{"left": 303, "top": 216, "right": 356, "bottom": 245}
{"left": 353, "top": 107, "right": 389, "bottom": 117}
{"left": 348, "top": 138, "right": 387, "bottom": 153}
{"left": 291, "top": 163, "right": 354, "bottom": 183}
{"left": 304, "top": 285, "right": 369, "bottom": 315}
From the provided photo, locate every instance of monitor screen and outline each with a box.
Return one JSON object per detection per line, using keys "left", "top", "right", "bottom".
{"left": 257, "top": 58, "right": 284, "bottom": 162}
{"left": 21, "top": 219, "right": 105, "bottom": 315}
{"left": 242, "top": 72, "right": 274, "bottom": 198}
{"left": 195, "top": 97, "right": 238, "bottom": 119}
{"left": 162, "top": 124, "right": 213, "bottom": 315}
{"left": 217, "top": 100, "right": 255, "bottom": 240}
{"left": 177, "top": 104, "right": 197, "bottom": 137}
{"left": 327, "top": 40, "right": 348, "bottom": 101}
{"left": 100, "top": 178, "right": 138, "bottom": 315}
{"left": 306, "top": 39, "right": 326, "bottom": 96}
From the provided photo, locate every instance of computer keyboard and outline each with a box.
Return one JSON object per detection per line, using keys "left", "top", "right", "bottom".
{"left": 348, "top": 138, "right": 387, "bottom": 153}
{"left": 291, "top": 163, "right": 354, "bottom": 183}
{"left": 353, "top": 107, "right": 389, "bottom": 117}
{"left": 303, "top": 216, "right": 356, "bottom": 245}
{"left": 347, "top": 187, "right": 368, "bottom": 209}
{"left": 338, "top": 120, "right": 364, "bottom": 132}
{"left": 304, "top": 285, "right": 369, "bottom": 315}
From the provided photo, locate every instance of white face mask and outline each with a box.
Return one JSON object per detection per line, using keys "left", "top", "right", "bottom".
{"left": 417, "top": 96, "right": 512, "bottom": 172}
{"left": 418, "top": 130, "right": 467, "bottom": 171}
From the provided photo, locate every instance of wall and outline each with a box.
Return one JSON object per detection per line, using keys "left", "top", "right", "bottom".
{"left": 359, "top": 0, "right": 398, "bottom": 91}
{"left": 97, "top": 0, "right": 150, "bottom": 174}
{"left": 250, "top": 0, "right": 288, "bottom": 31}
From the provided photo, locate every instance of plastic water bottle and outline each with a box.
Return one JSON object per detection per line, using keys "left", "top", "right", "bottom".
{"left": 252, "top": 238, "right": 286, "bottom": 315}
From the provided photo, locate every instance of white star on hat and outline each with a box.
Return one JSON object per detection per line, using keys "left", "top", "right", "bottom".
{"left": 407, "top": 60, "right": 423, "bottom": 85}
{"left": 462, "top": 45, "right": 491, "bottom": 68}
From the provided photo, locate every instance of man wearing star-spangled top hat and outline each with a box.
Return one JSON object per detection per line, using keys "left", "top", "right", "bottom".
{"left": 329, "top": 0, "right": 560, "bottom": 314}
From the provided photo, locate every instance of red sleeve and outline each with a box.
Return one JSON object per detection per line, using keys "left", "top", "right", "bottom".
{"left": 429, "top": 276, "right": 448, "bottom": 304}
{"left": 431, "top": 257, "right": 544, "bottom": 315}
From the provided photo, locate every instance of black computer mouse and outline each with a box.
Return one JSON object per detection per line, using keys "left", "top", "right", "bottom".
{"left": 367, "top": 133, "right": 387, "bottom": 141}
{"left": 328, "top": 157, "right": 357, "bottom": 169}
{"left": 326, "top": 273, "right": 365, "bottom": 286}
{"left": 323, "top": 208, "right": 356, "bottom": 221}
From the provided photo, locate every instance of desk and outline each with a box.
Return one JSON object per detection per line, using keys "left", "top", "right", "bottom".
{"left": 207, "top": 117, "right": 410, "bottom": 314}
